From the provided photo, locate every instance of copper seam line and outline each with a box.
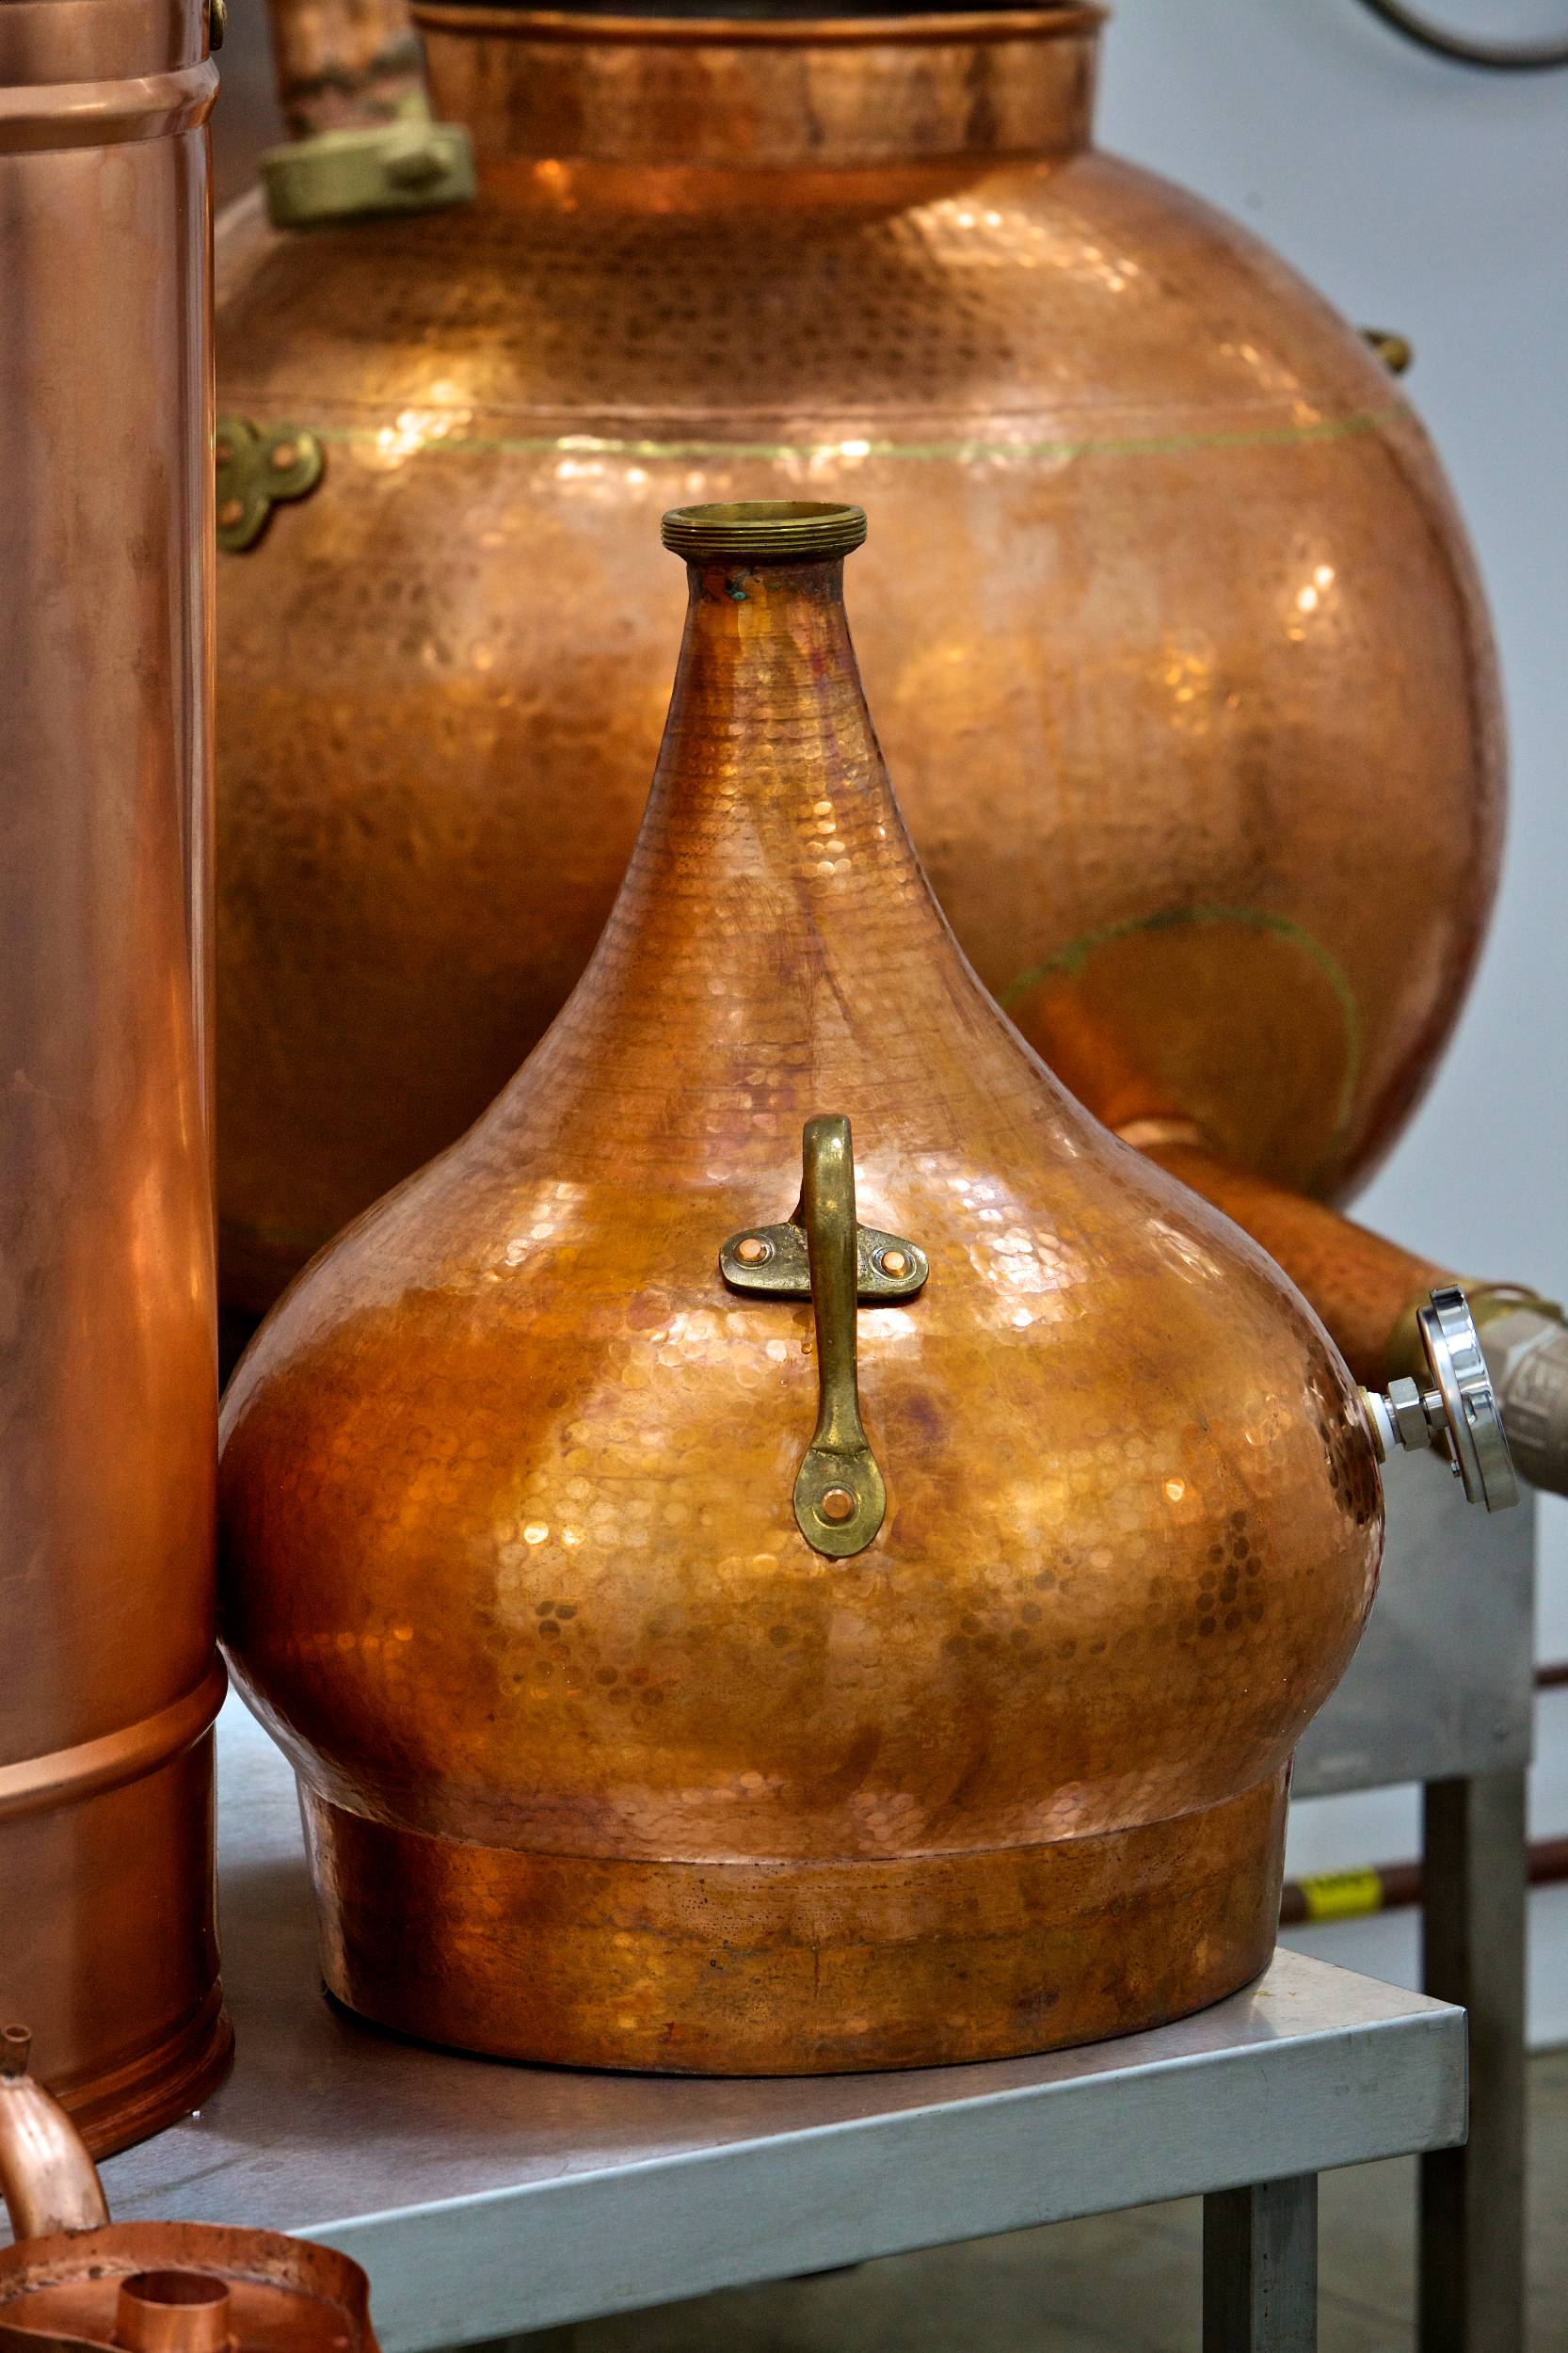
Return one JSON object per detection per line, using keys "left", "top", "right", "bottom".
{"left": 305, "top": 1767, "right": 1293, "bottom": 1868}
{"left": 0, "top": 1658, "right": 228, "bottom": 1825}
{"left": 250, "top": 407, "right": 1403, "bottom": 469}
{"left": 0, "top": 59, "right": 218, "bottom": 153}
{"left": 408, "top": 7, "right": 1107, "bottom": 50}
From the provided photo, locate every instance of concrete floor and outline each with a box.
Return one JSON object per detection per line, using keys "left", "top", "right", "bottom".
{"left": 537, "top": 2050, "right": 1566, "bottom": 2353}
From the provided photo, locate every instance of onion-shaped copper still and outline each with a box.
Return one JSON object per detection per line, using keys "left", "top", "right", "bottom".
{"left": 218, "top": 502, "right": 1384, "bottom": 2073}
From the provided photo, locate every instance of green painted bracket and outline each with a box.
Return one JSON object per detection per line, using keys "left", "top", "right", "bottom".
{"left": 261, "top": 100, "right": 475, "bottom": 230}
{"left": 216, "top": 419, "right": 325, "bottom": 554}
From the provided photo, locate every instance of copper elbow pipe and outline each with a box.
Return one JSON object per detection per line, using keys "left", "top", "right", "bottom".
{"left": 0, "top": 2029, "right": 109, "bottom": 2242}
{"left": 1124, "top": 1124, "right": 1566, "bottom": 1496}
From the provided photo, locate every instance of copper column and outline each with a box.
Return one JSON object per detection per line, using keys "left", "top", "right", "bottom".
{"left": 0, "top": 0, "right": 229, "bottom": 2149}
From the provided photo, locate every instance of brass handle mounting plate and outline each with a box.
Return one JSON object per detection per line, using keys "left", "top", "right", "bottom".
{"left": 719, "top": 1114, "right": 927, "bottom": 1560}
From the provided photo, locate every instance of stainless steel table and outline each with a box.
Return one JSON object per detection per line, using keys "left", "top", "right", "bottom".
{"left": 88, "top": 1707, "right": 1465, "bottom": 2353}
{"left": 1293, "top": 1449, "right": 1535, "bottom": 2353}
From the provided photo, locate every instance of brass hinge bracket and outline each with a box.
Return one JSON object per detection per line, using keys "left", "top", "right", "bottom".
{"left": 720, "top": 1114, "right": 927, "bottom": 1561}
{"left": 216, "top": 419, "right": 325, "bottom": 553}
{"left": 260, "top": 98, "right": 476, "bottom": 231}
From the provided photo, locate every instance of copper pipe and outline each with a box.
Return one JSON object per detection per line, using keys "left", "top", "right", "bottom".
{"left": 1124, "top": 1128, "right": 1568, "bottom": 1498}
{"left": 0, "top": 0, "right": 229, "bottom": 2151}
{"left": 1281, "top": 1836, "right": 1568, "bottom": 1928}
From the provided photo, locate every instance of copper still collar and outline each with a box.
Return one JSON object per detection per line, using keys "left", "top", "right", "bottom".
{"left": 662, "top": 499, "right": 867, "bottom": 562}
{"left": 413, "top": 0, "right": 1101, "bottom": 174}
{"left": 409, "top": 4, "right": 1106, "bottom": 46}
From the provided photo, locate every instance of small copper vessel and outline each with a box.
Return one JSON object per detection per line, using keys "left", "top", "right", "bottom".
{"left": 212, "top": 0, "right": 1500, "bottom": 1317}
{"left": 219, "top": 502, "right": 1383, "bottom": 2074}
{"left": 0, "top": 0, "right": 229, "bottom": 2149}
{"left": 0, "top": 2028, "right": 379, "bottom": 2351}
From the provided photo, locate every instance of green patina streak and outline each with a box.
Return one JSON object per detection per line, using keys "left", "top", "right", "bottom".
{"left": 299, "top": 405, "right": 1402, "bottom": 470}
{"left": 1000, "top": 904, "right": 1364, "bottom": 1154}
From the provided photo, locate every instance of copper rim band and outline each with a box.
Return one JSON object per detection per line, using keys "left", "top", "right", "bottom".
{"left": 0, "top": 57, "right": 218, "bottom": 154}
{"left": 0, "top": 1657, "right": 228, "bottom": 1824}
{"left": 409, "top": 5, "right": 1104, "bottom": 46}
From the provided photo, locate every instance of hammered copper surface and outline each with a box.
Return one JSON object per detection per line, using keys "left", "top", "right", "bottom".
{"left": 212, "top": 0, "right": 1502, "bottom": 1312}
{"left": 0, "top": 0, "right": 229, "bottom": 2153}
{"left": 219, "top": 514, "right": 1383, "bottom": 2073}
{"left": 1133, "top": 1134, "right": 1448, "bottom": 1386}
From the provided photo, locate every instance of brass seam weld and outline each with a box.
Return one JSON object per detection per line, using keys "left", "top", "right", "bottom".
{"left": 227, "top": 406, "right": 1405, "bottom": 472}
{"left": 0, "top": 59, "right": 218, "bottom": 152}
{"left": 0, "top": 1658, "right": 227, "bottom": 1824}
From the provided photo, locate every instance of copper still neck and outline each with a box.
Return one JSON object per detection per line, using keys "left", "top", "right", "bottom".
{"left": 412, "top": 2, "right": 1102, "bottom": 204}
{"left": 0, "top": 2030, "right": 110, "bottom": 2243}
{"left": 266, "top": 0, "right": 425, "bottom": 136}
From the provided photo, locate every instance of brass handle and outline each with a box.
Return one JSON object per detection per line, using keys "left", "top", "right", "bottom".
{"left": 1362, "top": 327, "right": 1414, "bottom": 376}
{"left": 795, "top": 1114, "right": 884, "bottom": 1556}
{"left": 719, "top": 1113, "right": 927, "bottom": 1560}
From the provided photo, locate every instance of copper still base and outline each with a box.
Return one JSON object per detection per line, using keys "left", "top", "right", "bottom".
{"left": 305, "top": 1770, "right": 1286, "bottom": 2073}
{"left": 4, "top": 1727, "right": 232, "bottom": 2160}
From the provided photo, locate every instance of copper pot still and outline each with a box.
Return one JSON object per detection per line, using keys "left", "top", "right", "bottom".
{"left": 213, "top": 0, "right": 1503, "bottom": 1335}
{"left": 0, "top": 0, "right": 229, "bottom": 2150}
{"left": 0, "top": 2027, "right": 379, "bottom": 2351}
{"left": 219, "top": 501, "right": 1386, "bottom": 2073}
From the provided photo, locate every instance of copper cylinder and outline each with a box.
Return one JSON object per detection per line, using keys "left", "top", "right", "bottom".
{"left": 0, "top": 0, "right": 228, "bottom": 2151}
{"left": 219, "top": 502, "right": 1383, "bottom": 2074}
{"left": 211, "top": 0, "right": 1501, "bottom": 1317}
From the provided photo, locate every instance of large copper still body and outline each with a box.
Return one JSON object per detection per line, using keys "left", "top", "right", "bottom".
{"left": 213, "top": 0, "right": 1502, "bottom": 1333}
{"left": 0, "top": 0, "right": 228, "bottom": 2150}
{"left": 219, "top": 503, "right": 1384, "bottom": 2074}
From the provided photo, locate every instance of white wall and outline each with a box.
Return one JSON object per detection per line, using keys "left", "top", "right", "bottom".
{"left": 1099, "top": 0, "right": 1568, "bottom": 2041}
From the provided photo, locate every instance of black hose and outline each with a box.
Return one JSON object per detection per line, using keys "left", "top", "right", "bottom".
{"left": 1348, "top": 0, "right": 1568, "bottom": 70}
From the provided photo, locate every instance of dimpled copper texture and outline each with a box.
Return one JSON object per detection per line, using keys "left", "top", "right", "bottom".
{"left": 212, "top": 0, "right": 1502, "bottom": 1316}
{"left": 217, "top": 506, "right": 1384, "bottom": 2074}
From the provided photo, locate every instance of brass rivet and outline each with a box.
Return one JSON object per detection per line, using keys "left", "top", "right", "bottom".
{"left": 217, "top": 498, "right": 245, "bottom": 529}
{"left": 269, "top": 441, "right": 298, "bottom": 472}
{"left": 818, "top": 1488, "right": 856, "bottom": 1525}
{"left": 736, "top": 1236, "right": 771, "bottom": 1266}
{"left": 880, "top": 1248, "right": 909, "bottom": 1278}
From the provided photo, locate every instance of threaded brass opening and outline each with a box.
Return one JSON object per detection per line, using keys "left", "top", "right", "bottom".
{"left": 662, "top": 500, "right": 868, "bottom": 561}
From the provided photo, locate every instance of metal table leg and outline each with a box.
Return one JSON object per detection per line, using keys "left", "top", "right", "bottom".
{"left": 1204, "top": 2175, "right": 1319, "bottom": 2352}
{"left": 1418, "top": 1769, "right": 1528, "bottom": 2353}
